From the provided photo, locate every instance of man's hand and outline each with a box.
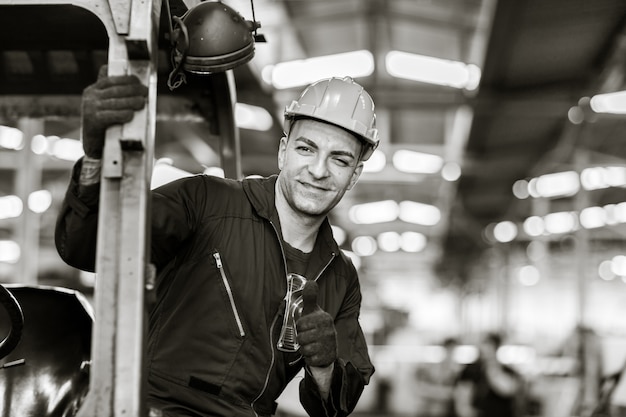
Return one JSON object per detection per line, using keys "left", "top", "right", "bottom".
{"left": 296, "top": 280, "right": 337, "bottom": 368}
{"left": 81, "top": 66, "right": 148, "bottom": 158}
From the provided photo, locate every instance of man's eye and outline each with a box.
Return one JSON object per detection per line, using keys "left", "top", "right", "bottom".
{"left": 296, "top": 146, "right": 312, "bottom": 153}
{"left": 333, "top": 158, "right": 350, "bottom": 167}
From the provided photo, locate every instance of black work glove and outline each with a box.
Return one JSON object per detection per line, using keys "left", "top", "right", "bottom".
{"left": 296, "top": 280, "right": 338, "bottom": 368}
{"left": 81, "top": 66, "right": 149, "bottom": 158}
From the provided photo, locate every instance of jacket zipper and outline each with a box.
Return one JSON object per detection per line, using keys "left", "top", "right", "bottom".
{"left": 249, "top": 220, "right": 337, "bottom": 414}
{"left": 213, "top": 251, "right": 245, "bottom": 337}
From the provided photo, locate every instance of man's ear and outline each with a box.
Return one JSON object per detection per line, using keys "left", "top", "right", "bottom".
{"left": 277, "top": 136, "right": 288, "bottom": 170}
{"left": 347, "top": 162, "right": 364, "bottom": 191}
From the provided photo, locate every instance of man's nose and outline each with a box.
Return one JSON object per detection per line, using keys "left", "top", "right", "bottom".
{"left": 308, "top": 155, "right": 329, "bottom": 178}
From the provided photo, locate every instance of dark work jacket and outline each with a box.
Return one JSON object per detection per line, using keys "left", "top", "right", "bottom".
{"left": 55, "top": 159, "right": 374, "bottom": 417}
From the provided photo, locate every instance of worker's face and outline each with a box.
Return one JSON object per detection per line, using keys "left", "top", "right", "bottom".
{"left": 277, "top": 119, "right": 363, "bottom": 217}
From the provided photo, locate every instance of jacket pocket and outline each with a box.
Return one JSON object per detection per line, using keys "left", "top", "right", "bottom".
{"left": 212, "top": 250, "right": 245, "bottom": 338}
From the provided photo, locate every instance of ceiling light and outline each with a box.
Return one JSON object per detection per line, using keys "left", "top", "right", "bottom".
{"left": 385, "top": 51, "right": 481, "bottom": 90}
{"left": 401, "top": 231, "right": 427, "bottom": 253}
{"left": 590, "top": 90, "right": 626, "bottom": 114}
{"left": 493, "top": 221, "right": 517, "bottom": 243}
{"left": 28, "top": 190, "right": 52, "bottom": 214}
{"left": 398, "top": 201, "right": 440, "bottom": 226}
{"left": 598, "top": 260, "right": 615, "bottom": 281}
{"left": 523, "top": 216, "right": 544, "bottom": 237}
{"left": 351, "top": 236, "right": 377, "bottom": 257}
{"left": 580, "top": 206, "right": 606, "bottom": 229}
{"left": 377, "top": 232, "right": 401, "bottom": 252}
{"left": 533, "top": 171, "right": 580, "bottom": 198}
{"left": 265, "top": 50, "right": 375, "bottom": 89}
{"left": 611, "top": 255, "right": 626, "bottom": 276}
{"left": 0, "top": 195, "right": 23, "bottom": 220}
{"left": 581, "top": 166, "right": 626, "bottom": 190}
{"left": 544, "top": 212, "right": 577, "bottom": 235}
{"left": 0, "top": 240, "right": 20, "bottom": 264}
{"left": 349, "top": 200, "right": 398, "bottom": 224}
{"left": 0, "top": 125, "right": 24, "bottom": 150}
{"left": 235, "top": 103, "right": 273, "bottom": 131}
{"left": 518, "top": 265, "right": 540, "bottom": 286}
{"left": 441, "top": 162, "right": 461, "bottom": 181}
{"left": 52, "top": 138, "right": 84, "bottom": 161}
{"left": 393, "top": 150, "right": 443, "bottom": 174}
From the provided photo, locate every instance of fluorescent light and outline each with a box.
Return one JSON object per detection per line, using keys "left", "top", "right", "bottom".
{"left": 349, "top": 200, "right": 398, "bottom": 224}
{"left": 351, "top": 235, "right": 377, "bottom": 257}
{"left": 377, "top": 231, "right": 401, "bottom": 252}
{"left": 0, "top": 125, "right": 24, "bottom": 150}
{"left": 235, "top": 103, "right": 273, "bottom": 131}
{"left": 544, "top": 212, "right": 577, "bottom": 235}
{"left": 52, "top": 138, "right": 84, "bottom": 161}
{"left": 398, "top": 201, "right": 440, "bottom": 226}
{"left": 393, "top": 150, "right": 443, "bottom": 174}
{"left": 386, "top": 51, "right": 481, "bottom": 90}
{"left": 28, "top": 190, "right": 52, "bottom": 214}
{"left": 590, "top": 91, "right": 626, "bottom": 114}
{"left": 533, "top": 171, "right": 580, "bottom": 198}
{"left": 0, "top": 240, "right": 20, "bottom": 263}
{"left": 266, "top": 50, "right": 375, "bottom": 89}
{"left": 493, "top": 221, "right": 517, "bottom": 243}
{"left": 0, "top": 195, "right": 23, "bottom": 220}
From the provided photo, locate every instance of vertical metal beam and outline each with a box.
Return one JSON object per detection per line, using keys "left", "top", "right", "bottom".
{"left": 211, "top": 70, "right": 242, "bottom": 179}
{"left": 73, "top": 1, "right": 161, "bottom": 416}
{"left": 14, "top": 117, "right": 44, "bottom": 285}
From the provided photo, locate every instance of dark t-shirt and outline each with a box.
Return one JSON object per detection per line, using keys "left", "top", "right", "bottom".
{"left": 458, "top": 360, "right": 521, "bottom": 417}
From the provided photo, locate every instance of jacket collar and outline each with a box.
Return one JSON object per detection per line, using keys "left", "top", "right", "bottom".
{"left": 242, "top": 175, "right": 340, "bottom": 260}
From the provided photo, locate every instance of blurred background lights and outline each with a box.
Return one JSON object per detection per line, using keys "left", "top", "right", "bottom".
{"left": 377, "top": 231, "right": 401, "bottom": 252}
{"left": 544, "top": 211, "right": 577, "bottom": 235}
{"left": 493, "top": 220, "right": 517, "bottom": 243}
{"left": 0, "top": 240, "right": 21, "bottom": 263}
{"left": 598, "top": 260, "right": 616, "bottom": 281}
{"left": 28, "top": 190, "right": 52, "bottom": 213}
{"left": 518, "top": 265, "right": 540, "bottom": 286}
{"left": 52, "top": 137, "right": 84, "bottom": 161}
{"left": 401, "top": 231, "right": 427, "bottom": 253}
{"left": 265, "top": 50, "right": 375, "bottom": 89}
{"left": 235, "top": 103, "right": 273, "bottom": 131}
{"left": 349, "top": 200, "right": 398, "bottom": 224}
{"left": 589, "top": 90, "right": 626, "bottom": 114}
{"left": 611, "top": 255, "right": 626, "bottom": 276}
{"left": 512, "top": 179, "right": 530, "bottom": 199}
{"left": 534, "top": 171, "right": 580, "bottom": 198}
{"left": 342, "top": 250, "right": 361, "bottom": 271}
{"left": 0, "top": 125, "right": 24, "bottom": 150}
{"left": 393, "top": 150, "right": 443, "bottom": 174}
{"left": 399, "top": 201, "right": 440, "bottom": 226}
{"left": 385, "top": 51, "right": 482, "bottom": 90}
{"left": 351, "top": 235, "right": 377, "bottom": 257}
{"left": 30, "top": 134, "right": 48, "bottom": 154}
{"left": 0, "top": 195, "right": 23, "bottom": 220}
{"left": 579, "top": 206, "right": 606, "bottom": 229}
{"left": 441, "top": 161, "right": 461, "bottom": 181}
{"left": 523, "top": 216, "right": 545, "bottom": 237}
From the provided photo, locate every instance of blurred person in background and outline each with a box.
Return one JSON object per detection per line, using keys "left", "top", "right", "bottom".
{"left": 415, "top": 337, "right": 462, "bottom": 417}
{"left": 454, "top": 332, "right": 523, "bottom": 417}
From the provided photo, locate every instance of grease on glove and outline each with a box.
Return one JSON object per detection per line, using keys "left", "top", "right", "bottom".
{"left": 81, "top": 66, "right": 148, "bottom": 158}
{"left": 296, "top": 280, "right": 338, "bottom": 368}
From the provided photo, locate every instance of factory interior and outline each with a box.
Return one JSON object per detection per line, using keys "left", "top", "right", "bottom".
{"left": 1, "top": 0, "right": 626, "bottom": 415}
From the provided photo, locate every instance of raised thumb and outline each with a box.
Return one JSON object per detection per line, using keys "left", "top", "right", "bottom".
{"left": 301, "top": 280, "right": 319, "bottom": 316}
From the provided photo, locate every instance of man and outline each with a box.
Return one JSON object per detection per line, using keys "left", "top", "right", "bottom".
{"left": 55, "top": 71, "right": 377, "bottom": 416}
{"left": 454, "top": 333, "right": 522, "bottom": 417}
{"left": 416, "top": 337, "right": 462, "bottom": 417}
